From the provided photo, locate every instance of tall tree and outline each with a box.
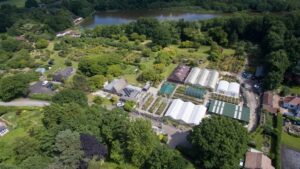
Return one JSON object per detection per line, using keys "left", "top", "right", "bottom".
{"left": 125, "top": 119, "right": 159, "bottom": 167}
{"left": 188, "top": 116, "right": 248, "bottom": 169}
{"left": 53, "top": 129, "right": 84, "bottom": 169}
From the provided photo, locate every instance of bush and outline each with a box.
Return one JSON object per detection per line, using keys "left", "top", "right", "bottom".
{"left": 124, "top": 101, "right": 136, "bottom": 112}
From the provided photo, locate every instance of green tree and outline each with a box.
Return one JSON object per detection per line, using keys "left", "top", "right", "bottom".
{"left": 0, "top": 73, "right": 34, "bottom": 101}
{"left": 20, "top": 155, "right": 51, "bottom": 169}
{"left": 25, "top": 0, "right": 39, "bottom": 8}
{"left": 53, "top": 129, "right": 84, "bottom": 169}
{"left": 188, "top": 116, "right": 248, "bottom": 169}
{"left": 88, "top": 75, "right": 105, "bottom": 91}
{"left": 52, "top": 89, "right": 88, "bottom": 106}
{"left": 143, "top": 145, "right": 191, "bottom": 169}
{"left": 72, "top": 74, "right": 90, "bottom": 92}
{"left": 13, "top": 136, "right": 39, "bottom": 163}
{"left": 208, "top": 27, "right": 228, "bottom": 46}
{"left": 124, "top": 101, "right": 136, "bottom": 112}
{"left": 126, "top": 119, "right": 159, "bottom": 167}
{"left": 107, "top": 64, "right": 123, "bottom": 77}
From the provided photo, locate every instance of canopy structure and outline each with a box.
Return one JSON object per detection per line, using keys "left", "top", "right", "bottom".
{"left": 185, "top": 68, "right": 219, "bottom": 90}
{"left": 164, "top": 99, "right": 207, "bottom": 125}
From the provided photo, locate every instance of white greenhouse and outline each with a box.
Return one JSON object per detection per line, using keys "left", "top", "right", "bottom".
{"left": 185, "top": 68, "right": 219, "bottom": 90}
{"left": 164, "top": 99, "right": 207, "bottom": 125}
{"left": 216, "top": 80, "right": 240, "bottom": 98}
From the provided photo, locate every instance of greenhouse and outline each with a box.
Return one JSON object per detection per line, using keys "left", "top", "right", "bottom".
{"left": 159, "top": 82, "right": 176, "bottom": 96}
{"left": 185, "top": 68, "right": 219, "bottom": 90}
{"left": 208, "top": 100, "right": 250, "bottom": 123}
{"left": 164, "top": 99, "right": 207, "bottom": 125}
{"left": 185, "top": 87, "right": 206, "bottom": 99}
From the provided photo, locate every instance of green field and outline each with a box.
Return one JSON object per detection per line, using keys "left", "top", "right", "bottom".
{"left": 0, "top": 107, "right": 43, "bottom": 163}
{"left": 282, "top": 132, "right": 300, "bottom": 151}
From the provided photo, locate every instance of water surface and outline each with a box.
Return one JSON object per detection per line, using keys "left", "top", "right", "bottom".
{"left": 81, "top": 9, "right": 219, "bottom": 28}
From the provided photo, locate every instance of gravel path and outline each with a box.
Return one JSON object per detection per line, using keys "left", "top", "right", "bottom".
{"left": 0, "top": 99, "right": 50, "bottom": 107}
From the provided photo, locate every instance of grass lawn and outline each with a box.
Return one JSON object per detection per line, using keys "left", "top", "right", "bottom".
{"left": 281, "top": 132, "right": 300, "bottom": 151}
{"left": 0, "top": 107, "right": 43, "bottom": 163}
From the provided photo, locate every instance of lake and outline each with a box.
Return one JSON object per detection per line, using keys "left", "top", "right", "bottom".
{"left": 81, "top": 9, "right": 219, "bottom": 28}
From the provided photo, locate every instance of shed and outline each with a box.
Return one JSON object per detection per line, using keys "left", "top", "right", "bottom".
{"left": 255, "top": 66, "right": 265, "bottom": 78}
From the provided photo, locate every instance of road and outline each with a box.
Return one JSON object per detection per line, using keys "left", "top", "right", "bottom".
{"left": 0, "top": 99, "right": 50, "bottom": 107}
{"left": 237, "top": 58, "right": 260, "bottom": 132}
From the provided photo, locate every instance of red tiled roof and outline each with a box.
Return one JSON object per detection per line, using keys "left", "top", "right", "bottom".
{"left": 284, "top": 96, "right": 300, "bottom": 105}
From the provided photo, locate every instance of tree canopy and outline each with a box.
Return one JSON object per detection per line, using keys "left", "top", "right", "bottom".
{"left": 188, "top": 116, "right": 248, "bottom": 169}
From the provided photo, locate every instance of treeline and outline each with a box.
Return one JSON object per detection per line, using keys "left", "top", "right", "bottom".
{"left": 53, "top": 0, "right": 300, "bottom": 16}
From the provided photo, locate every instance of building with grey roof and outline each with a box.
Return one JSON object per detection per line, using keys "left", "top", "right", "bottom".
{"left": 104, "top": 78, "right": 128, "bottom": 95}
{"left": 29, "top": 81, "right": 55, "bottom": 95}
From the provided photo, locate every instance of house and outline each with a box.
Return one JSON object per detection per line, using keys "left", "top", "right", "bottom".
{"left": 262, "top": 92, "right": 280, "bottom": 114}
{"left": 0, "top": 126, "right": 9, "bottom": 137}
{"left": 244, "top": 151, "right": 274, "bottom": 169}
{"left": 29, "top": 81, "right": 54, "bottom": 95}
{"left": 168, "top": 65, "right": 191, "bottom": 84}
{"left": 283, "top": 96, "right": 300, "bottom": 113}
{"left": 53, "top": 67, "right": 75, "bottom": 82}
{"left": 103, "top": 79, "right": 128, "bottom": 95}
{"left": 119, "top": 85, "right": 142, "bottom": 102}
